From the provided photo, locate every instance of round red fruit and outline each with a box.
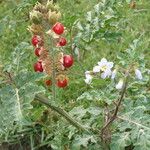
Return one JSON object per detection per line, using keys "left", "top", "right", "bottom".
{"left": 32, "top": 35, "right": 43, "bottom": 47}
{"left": 45, "top": 79, "right": 52, "bottom": 86}
{"left": 58, "top": 37, "right": 67, "bottom": 46}
{"left": 52, "top": 22, "right": 64, "bottom": 35}
{"left": 34, "top": 61, "right": 43, "bottom": 72}
{"left": 34, "top": 47, "right": 45, "bottom": 57}
{"left": 63, "top": 55, "right": 74, "bottom": 68}
{"left": 34, "top": 48, "right": 41, "bottom": 57}
{"left": 57, "top": 79, "right": 68, "bottom": 88}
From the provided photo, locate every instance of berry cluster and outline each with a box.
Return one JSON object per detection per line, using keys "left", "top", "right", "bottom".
{"left": 29, "top": 1, "right": 73, "bottom": 88}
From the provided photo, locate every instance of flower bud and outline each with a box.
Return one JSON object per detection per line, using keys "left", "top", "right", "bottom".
{"left": 135, "top": 69, "right": 143, "bottom": 80}
{"left": 28, "top": 24, "right": 43, "bottom": 35}
{"left": 34, "top": 2, "right": 48, "bottom": 14}
{"left": 116, "top": 79, "right": 124, "bottom": 90}
{"left": 84, "top": 71, "right": 93, "bottom": 84}
{"left": 48, "top": 10, "right": 61, "bottom": 25}
{"left": 46, "top": 0, "right": 59, "bottom": 12}
{"left": 46, "top": 0, "right": 54, "bottom": 9}
{"left": 30, "top": 10, "right": 43, "bottom": 24}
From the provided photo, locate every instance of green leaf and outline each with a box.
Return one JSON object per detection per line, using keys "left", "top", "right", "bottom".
{"left": 72, "top": 134, "right": 96, "bottom": 148}
{"left": 86, "top": 11, "right": 92, "bottom": 22}
{"left": 0, "top": 85, "right": 22, "bottom": 134}
{"left": 77, "top": 90, "right": 101, "bottom": 101}
{"left": 0, "top": 72, "right": 45, "bottom": 135}
{"left": 111, "top": 132, "right": 131, "bottom": 150}
{"left": 133, "top": 130, "right": 150, "bottom": 150}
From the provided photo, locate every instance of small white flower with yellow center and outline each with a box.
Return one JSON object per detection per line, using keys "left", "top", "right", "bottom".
{"left": 84, "top": 71, "right": 93, "bottom": 84}
{"left": 116, "top": 79, "right": 124, "bottom": 90}
{"left": 97, "top": 58, "right": 114, "bottom": 79}
{"left": 135, "top": 69, "right": 143, "bottom": 80}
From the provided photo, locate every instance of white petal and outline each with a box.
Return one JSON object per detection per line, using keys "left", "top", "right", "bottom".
{"left": 135, "top": 69, "right": 143, "bottom": 80}
{"left": 98, "top": 58, "right": 107, "bottom": 66}
{"left": 101, "top": 58, "right": 107, "bottom": 63}
{"left": 116, "top": 79, "right": 124, "bottom": 90}
{"left": 111, "top": 69, "right": 117, "bottom": 79}
{"left": 107, "top": 62, "right": 114, "bottom": 68}
{"left": 101, "top": 72, "right": 107, "bottom": 79}
{"left": 85, "top": 71, "right": 90, "bottom": 75}
{"left": 101, "top": 69, "right": 112, "bottom": 79}
{"left": 93, "top": 66, "right": 101, "bottom": 73}
{"left": 105, "top": 69, "right": 112, "bottom": 76}
{"left": 85, "top": 74, "right": 92, "bottom": 80}
{"left": 84, "top": 77, "right": 92, "bottom": 84}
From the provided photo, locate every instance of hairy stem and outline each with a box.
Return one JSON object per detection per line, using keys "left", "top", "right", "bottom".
{"left": 101, "top": 75, "right": 129, "bottom": 133}
{"left": 49, "top": 37, "right": 56, "bottom": 103}
{"left": 51, "top": 51, "right": 56, "bottom": 103}
{"left": 100, "top": 73, "right": 129, "bottom": 150}
{"left": 35, "top": 94, "right": 89, "bottom": 132}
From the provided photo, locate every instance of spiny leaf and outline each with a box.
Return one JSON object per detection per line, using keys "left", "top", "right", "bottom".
{"left": 0, "top": 72, "right": 45, "bottom": 135}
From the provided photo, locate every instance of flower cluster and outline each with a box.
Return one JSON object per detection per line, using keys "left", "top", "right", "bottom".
{"left": 85, "top": 58, "right": 114, "bottom": 84}
{"left": 29, "top": 1, "right": 74, "bottom": 88}
{"left": 84, "top": 58, "right": 143, "bottom": 90}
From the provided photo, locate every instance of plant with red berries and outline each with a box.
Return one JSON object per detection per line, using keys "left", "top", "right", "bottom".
{"left": 29, "top": 2, "right": 74, "bottom": 89}
{"left": 27, "top": 2, "right": 90, "bottom": 142}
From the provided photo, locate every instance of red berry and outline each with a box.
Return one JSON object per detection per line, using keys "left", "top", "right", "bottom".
{"left": 34, "top": 48, "right": 41, "bottom": 57}
{"left": 63, "top": 55, "right": 74, "bottom": 68}
{"left": 57, "top": 79, "right": 68, "bottom": 88}
{"left": 34, "top": 47, "right": 44, "bottom": 57}
{"left": 34, "top": 61, "right": 43, "bottom": 72}
{"left": 32, "top": 35, "right": 43, "bottom": 47}
{"left": 52, "top": 22, "right": 64, "bottom": 35}
{"left": 45, "top": 79, "right": 52, "bottom": 86}
{"left": 58, "top": 37, "right": 67, "bottom": 46}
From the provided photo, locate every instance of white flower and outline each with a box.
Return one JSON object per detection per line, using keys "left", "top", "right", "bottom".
{"left": 101, "top": 69, "right": 112, "bottom": 79}
{"left": 97, "top": 58, "right": 114, "bottom": 79}
{"left": 84, "top": 71, "right": 93, "bottom": 84}
{"left": 111, "top": 69, "right": 117, "bottom": 79}
{"left": 98, "top": 58, "right": 114, "bottom": 71}
{"left": 147, "top": 69, "right": 150, "bottom": 75}
{"left": 93, "top": 65, "right": 101, "bottom": 73}
{"left": 116, "top": 79, "right": 124, "bottom": 90}
{"left": 135, "top": 69, "right": 143, "bottom": 80}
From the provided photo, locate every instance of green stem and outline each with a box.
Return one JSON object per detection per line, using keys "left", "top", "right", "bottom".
{"left": 51, "top": 44, "right": 56, "bottom": 102}
{"left": 35, "top": 94, "right": 89, "bottom": 132}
